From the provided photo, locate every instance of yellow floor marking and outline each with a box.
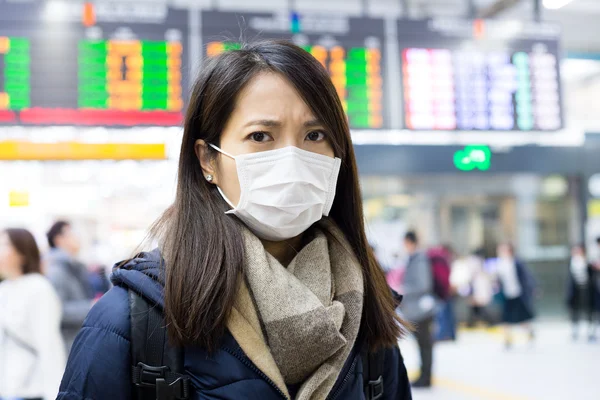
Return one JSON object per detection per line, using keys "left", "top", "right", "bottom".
{"left": 433, "top": 376, "right": 533, "bottom": 400}
{"left": 456, "top": 325, "right": 534, "bottom": 344}
{"left": 408, "top": 370, "right": 533, "bottom": 400}
{"left": 406, "top": 326, "right": 538, "bottom": 398}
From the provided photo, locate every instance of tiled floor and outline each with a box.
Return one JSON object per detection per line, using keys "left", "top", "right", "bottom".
{"left": 400, "top": 321, "right": 600, "bottom": 400}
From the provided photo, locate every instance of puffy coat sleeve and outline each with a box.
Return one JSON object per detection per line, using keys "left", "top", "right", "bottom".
{"left": 57, "top": 286, "right": 132, "bottom": 400}
{"left": 383, "top": 345, "right": 412, "bottom": 400}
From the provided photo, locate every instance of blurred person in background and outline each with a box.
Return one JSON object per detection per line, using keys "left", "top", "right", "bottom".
{"left": 428, "top": 245, "right": 455, "bottom": 341}
{"left": 0, "top": 228, "right": 65, "bottom": 400}
{"left": 87, "top": 263, "right": 111, "bottom": 298}
{"left": 496, "top": 243, "right": 536, "bottom": 349}
{"left": 401, "top": 231, "right": 436, "bottom": 388}
{"left": 591, "top": 237, "right": 600, "bottom": 339}
{"left": 57, "top": 41, "right": 412, "bottom": 400}
{"left": 566, "top": 244, "right": 596, "bottom": 341}
{"left": 466, "top": 249, "right": 495, "bottom": 327}
{"left": 385, "top": 251, "right": 405, "bottom": 293}
{"left": 45, "top": 221, "right": 95, "bottom": 353}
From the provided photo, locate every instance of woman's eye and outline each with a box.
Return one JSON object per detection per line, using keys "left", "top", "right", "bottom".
{"left": 250, "top": 132, "right": 271, "bottom": 142}
{"left": 306, "top": 131, "right": 326, "bottom": 142}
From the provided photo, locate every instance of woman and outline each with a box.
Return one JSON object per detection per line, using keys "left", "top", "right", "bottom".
{"left": 0, "top": 228, "right": 65, "bottom": 400}
{"left": 566, "top": 244, "right": 596, "bottom": 341}
{"left": 465, "top": 249, "right": 494, "bottom": 327}
{"left": 496, "top": 243, "right": 536, "bottom": 349}
{"left": 429, "top": 246, "right": 455, "bottom": 342}
{"left": 58, "top": 41, "right": 412, "bottom": 399}
{"left": 591, "top": 237, "right": 600, "bottom": 341}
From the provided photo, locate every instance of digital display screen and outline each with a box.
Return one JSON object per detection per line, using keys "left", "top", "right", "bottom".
{"left": 0, "top": 36, "right": 29, "bottom": 113}
{"left": 398, "top": 19, "right": 563, "bottom": 131}
{"left": 0, "top": 2, "right": 187, "bottom": 126}
{"left": 202, "top": 11, "right": 387, "bottom": 129}
{"left": 78, "top": 40, "right": 183, "bottom": 112}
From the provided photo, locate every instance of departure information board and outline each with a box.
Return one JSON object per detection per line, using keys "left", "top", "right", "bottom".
{"left": 202, "top": 11, "right": 387, "bottom": 129}
{"left": 398, "top": 19, "right": 563, "bottom": 131}
{"left": 0, "top": 1, "right": 187, "bottom": 126}
{"left": 0, "top": 36, "right": 29, "bottom": 112}
{"left": 78, "top": 40, "right": 183, "bottom": 113}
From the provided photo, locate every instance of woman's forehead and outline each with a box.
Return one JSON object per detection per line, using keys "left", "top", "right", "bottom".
{"left": 230, "top": 72, "right": 317, "bottom": 125}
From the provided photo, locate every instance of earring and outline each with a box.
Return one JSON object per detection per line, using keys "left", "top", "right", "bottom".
{"left": 205, "top": 174, "right": 213, "bottom": 182}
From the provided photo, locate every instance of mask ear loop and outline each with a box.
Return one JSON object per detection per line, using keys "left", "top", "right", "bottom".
{"left": 208, "top": 143, "right": 236, "bottom": 160}
{"left": 208, "top": 143, "right": 238, "bottom": 211}
{"left": 217, "top": 187, "right": 237, "bottom": 211}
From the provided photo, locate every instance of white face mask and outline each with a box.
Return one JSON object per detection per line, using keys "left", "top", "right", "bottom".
{"left": 209, "top": 144, "right": 342, "bottom": 241}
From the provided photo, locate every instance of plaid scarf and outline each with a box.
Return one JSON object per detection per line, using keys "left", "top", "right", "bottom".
{"left": 242, "top": 219, "right": 364, "bottom": 400}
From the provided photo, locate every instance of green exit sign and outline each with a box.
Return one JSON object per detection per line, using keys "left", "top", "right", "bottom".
{"left": 453, "top": 145, "right": 491, "bottom": 171}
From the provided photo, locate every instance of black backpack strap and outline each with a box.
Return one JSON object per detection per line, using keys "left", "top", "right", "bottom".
{"left": 129, "top": 290, "right": 191, "bottom": 400}
{"left": 361, "top": 344, "right": 385, "bottom": 400}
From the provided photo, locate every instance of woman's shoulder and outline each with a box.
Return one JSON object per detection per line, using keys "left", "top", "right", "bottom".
{"left": 380, "top": 344, "right": 412, "bottom": 400}
{"left": 58, "top": 286, "right": 133, "bottom": 400}
{"left": 82, "top": 285, "right": 131, "bottom": 341}
{"left": 19, "top": 273, "right": 57, "bottom": 295}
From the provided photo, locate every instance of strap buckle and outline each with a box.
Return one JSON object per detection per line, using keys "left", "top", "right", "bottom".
{"left": 133, "top": 362, "right": 190, "bottom": 400}
{"left": 156, "top": 376, "right": 190, "bottom": 400}
{"left": 133, "top": 363, "right": 190, "bottom": 400}
{"left": 136, "top": 363, "right": 169, "bottom": 388}
{"left": 367, "top": 375, "right": 384, "bottom": 400}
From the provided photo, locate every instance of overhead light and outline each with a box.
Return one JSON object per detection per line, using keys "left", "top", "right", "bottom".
{"left": 541, "top": 176, "right": 568, "bottom": 198}
{"left": 561, "top": 59, "right": 600, "bottom": 83}
{"left": 543, "top": 0, "right": 575, "bottom": 10}
{"left": 44, "top": 0, "right": 70, "bottom": 20}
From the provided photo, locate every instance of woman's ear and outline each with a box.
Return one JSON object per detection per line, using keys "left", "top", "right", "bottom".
{"left": 194, "top": 139, "right": 218, "bottom": 184}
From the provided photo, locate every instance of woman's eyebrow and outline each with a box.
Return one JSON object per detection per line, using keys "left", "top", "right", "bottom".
{"left": 304, "top": 119, "right": 324, "bottom": 128}
{"left": 242, "top": 119, "right": 324, "bottom": 128}
{"left": 243, "top": 119, "right": 282, "bottom": 128}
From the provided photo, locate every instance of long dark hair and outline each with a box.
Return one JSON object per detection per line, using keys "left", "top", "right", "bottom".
{"left": 150, "top": 40, "right": 405, "bottom": 350}
{"left": 4, "top": 228, "right": 41, "bottom": 275}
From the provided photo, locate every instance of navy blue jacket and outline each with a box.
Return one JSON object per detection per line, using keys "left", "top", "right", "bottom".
{"left": 566, "top": 261, "right": 598, "bottom": 310}
{"left": 57, "top": 250, "right": 412, "bottom": 400}
{"left": 510, "top": 260, "right": 536, "bottom": 311}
